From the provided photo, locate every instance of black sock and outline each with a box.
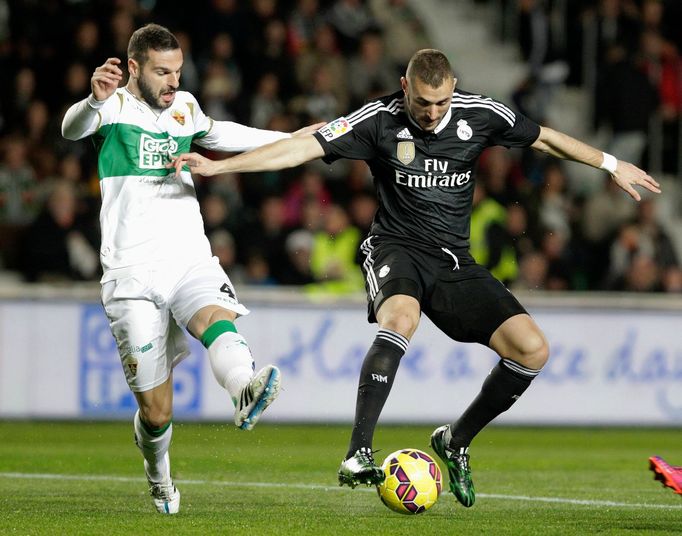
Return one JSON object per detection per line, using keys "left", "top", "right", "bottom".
{"left": 346, "top": 328, "right": 408, "bottom": 459}
{"left": 448, "top": 359, "right": 541, "bottom": 448}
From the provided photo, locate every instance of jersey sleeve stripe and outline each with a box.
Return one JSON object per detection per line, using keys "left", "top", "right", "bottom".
{"left": 452, "top": 95, "right": 516, "bottom": 125}
{"left": 453, "top": 93, "right": 516, "bottom": 119}
{"left": 346, "top": 101, "right": 384, "bottom": 122}
{"left": 348, "top": 98, "right": 404, "bottom": 126}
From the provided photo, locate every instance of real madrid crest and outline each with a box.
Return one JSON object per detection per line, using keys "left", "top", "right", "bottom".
{"left": 456, "top": 119, "right": 472, "bottom": 141}
{"left": 397, "top": 141, "right": 415, "bottom": 165}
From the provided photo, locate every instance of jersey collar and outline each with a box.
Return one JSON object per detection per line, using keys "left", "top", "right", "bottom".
{"left": 406, "top": 106, "right": 453, "bottom": 136}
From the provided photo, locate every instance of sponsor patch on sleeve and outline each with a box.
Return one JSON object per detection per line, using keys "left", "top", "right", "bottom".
{"left": 317, "top": 117, "right": 353, "bottom": 141}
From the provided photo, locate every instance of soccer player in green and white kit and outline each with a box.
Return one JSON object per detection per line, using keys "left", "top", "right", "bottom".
{"left": 171, "top": 49, "right": 660, "bottom": 508}
{"left": 62, "top": 23, "right": 317, "bottom": 514}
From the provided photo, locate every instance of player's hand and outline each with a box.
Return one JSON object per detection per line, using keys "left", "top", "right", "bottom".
{"left": 610, "top": 161, "right": 661, "bottom": 201}
{"left": 291, "top": 122, "right": 326, "bottom": 137}
{"left": 168, "top": 152, "right": 221, "bottom": 176}
{"left": 91, "top": 58, "right": 123, "bottom": 102}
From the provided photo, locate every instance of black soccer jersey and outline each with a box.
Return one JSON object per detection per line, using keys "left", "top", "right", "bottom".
{"left": 312, "top": 88, "right": 541, "bottom": 251}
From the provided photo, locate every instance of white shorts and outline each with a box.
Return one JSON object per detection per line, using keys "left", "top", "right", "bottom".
{"left": 101, "top": 257, "right": 249, "bottom": 392}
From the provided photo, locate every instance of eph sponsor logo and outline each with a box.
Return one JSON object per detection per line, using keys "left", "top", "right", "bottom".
{"left": 139, "top": 133, "right": 179, "bottom": 169}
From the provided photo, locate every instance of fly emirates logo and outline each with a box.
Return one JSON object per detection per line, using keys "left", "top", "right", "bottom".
{"left": 395, "top": 158, "right": 471, "bottom": 188}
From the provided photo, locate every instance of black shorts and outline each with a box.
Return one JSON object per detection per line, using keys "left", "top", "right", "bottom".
{"left": 359, "top": 235, "right": 527, "bottom": 346}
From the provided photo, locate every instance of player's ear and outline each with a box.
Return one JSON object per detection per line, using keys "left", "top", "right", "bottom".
{"left": 453, "top": 77, "right": 458, "bottom": 89}
{"left": 128, "top": 58, "right": 139, "bottom": 79}
{"left": 400, "top": 76, "right": 408, "bottom": 95}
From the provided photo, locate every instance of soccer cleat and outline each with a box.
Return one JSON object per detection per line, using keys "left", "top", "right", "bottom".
{"left": 141, "top": 453, "right": 180, "bottom": 514}
{"left": 234, "top": 365, "right": 281, "bottom": 431}
{"left": 649, "top": 455, "right": 682, "bottom": 495}
{"left": 338, "top": 447, "right": 386, "bottom": 488}
{"left": 430, "top": 425, "right": 476, "bottom": 507}
{"left": 149, "top": 478, "right": 181, "bottom": 514}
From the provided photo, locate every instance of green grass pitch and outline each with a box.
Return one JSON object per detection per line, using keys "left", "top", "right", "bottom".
{"left": 1, "top": 422, "right": 680, "bottom": 535}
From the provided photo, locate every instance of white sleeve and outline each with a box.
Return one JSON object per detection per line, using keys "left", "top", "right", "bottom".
{"left": 195, "top": 121, "right": 291, "bottom": 152}
{"left": 61, "top": 94, "right": 107, "bottom": 140}
{"left": 187, "top": 95, "right": 291, "bottom": 152}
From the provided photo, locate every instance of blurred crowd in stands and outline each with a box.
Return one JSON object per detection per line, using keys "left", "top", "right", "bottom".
{"left": 0, "top": 0, "right": 680, "bottom": 294}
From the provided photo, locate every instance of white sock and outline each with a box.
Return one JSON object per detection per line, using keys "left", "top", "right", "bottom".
{"left": 207, "top": 331, "right": 254, "bottom": 403}
{"left": 134, "top": 410, "right": 172, "bottom": 483}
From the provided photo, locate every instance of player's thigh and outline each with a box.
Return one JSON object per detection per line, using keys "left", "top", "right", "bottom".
{"left": 102, "top": 276, "right": 188, "bottom": 393}
{"left": 423, "top": 265, "right": 527, "bottom": 345}
{"left": 489, "top": 313, "right": 549, "bottom": 369}
{"left": 375, "top": 294, "right": 421, "bottom": 339}
{"left": 359, "top": 236, "right": 426, "bottom": 324}
{"left": 171, "top": 257, "right": 249, "bottom": 332}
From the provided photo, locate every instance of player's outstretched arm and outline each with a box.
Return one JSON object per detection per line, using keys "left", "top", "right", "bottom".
{"left": 531, "top": 126, "right": 661, "bottom": 201}
{"left": 170, "top": 135, "right": 325, "bottom": 176}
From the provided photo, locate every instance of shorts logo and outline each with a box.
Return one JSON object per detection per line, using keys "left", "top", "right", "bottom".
{"left": 318, "top": 117, "right": 352, "bottom": 141}
{"left": 397, "top": 141, "right": 415, "bottom": 165}
{"left": 139, "top": 133, "right": 179, "bottom": 169}
{"left": 378, "top": 265, "right": 391, "bottom": 278}
{"left": 456, "top": 119, "right": 473, "bottom": 140}
{"left": 122, "top": 355, "right": 138, "bottom": 380}
{"left": 171, "top": 110, "right": 186, "bottom": 125}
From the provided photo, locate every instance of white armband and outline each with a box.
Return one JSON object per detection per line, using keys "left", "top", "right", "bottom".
{"left": 599, "top": 152, "right": 618, "bottom": 174}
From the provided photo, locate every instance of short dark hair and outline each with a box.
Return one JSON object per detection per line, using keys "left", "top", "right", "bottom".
{"left": 127, "top": 23, "right": 179, "bottom": 66}
{"left": 406, "top": 49, "right": 453, "bottom": 88}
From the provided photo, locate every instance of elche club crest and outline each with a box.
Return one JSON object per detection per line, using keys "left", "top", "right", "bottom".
{"left": 456, "top": 119, "right": 473, "bottom": 140}
{"left": 171, "top": 110, "right": 185, "bottom": 125}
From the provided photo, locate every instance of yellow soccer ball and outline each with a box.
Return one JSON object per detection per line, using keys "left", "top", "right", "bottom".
{"left": 377, "top": 448, "right": 442, "bottom": 514}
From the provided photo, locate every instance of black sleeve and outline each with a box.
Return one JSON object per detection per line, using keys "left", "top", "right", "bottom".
{"left": 312, "top": 113, "right": 379, "bottom": 164}
{"left": 488, "top": 102, "right": 541, "bottom": 148}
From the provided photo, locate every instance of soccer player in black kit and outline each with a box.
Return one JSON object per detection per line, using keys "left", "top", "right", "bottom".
{"left": 172, "top": 49, "right": 660, "bottom": 507}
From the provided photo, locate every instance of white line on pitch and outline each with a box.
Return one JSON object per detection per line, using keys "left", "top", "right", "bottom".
{"left": 1, "top": 472, "right": 680, "bottom": 510}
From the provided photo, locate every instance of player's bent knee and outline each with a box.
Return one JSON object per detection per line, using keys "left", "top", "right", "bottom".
{"left": 379, "top": 312, "right": 419, "bottom": 339}
{"left": 514, "top": 332, "right": 549, "bottom": 370}
{"left": 139, "top": 407, "right": 173, "bottom": 429}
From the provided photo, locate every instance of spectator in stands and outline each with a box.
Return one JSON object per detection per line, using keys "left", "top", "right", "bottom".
{"left": 0, "top": 136, "right": 38, "bottom": 225}
{"left": 250, "top": 72, "right": 284, "bottom": 130}
{"left": 537, "top": 162, "right": 573, "bottom": 239}
{"left": 596, "top": 42, "right": 659, "bottom": 166}
{"left": 288, "top": 0, "right": 325, "bottom": 56}
{"left": 282, "top": 167, "right": 331, "bottom": 228}
{"left": 347, "top": 30, "right": 397, "bottom": 108}
{"left": 606, "top": 222, "right": 655, "bottom": 289}
{"left": 635, "top": 197, "right": 678, "bottom": 271}
{"left": 326, "top": 0, "right": 378, "bottom": 54}
{"left": 208, "top": 229, "right": 246, "bottom": 285}
{"left": 20, "top": 180, "right": 98, "bottom": 282}
{"left": 512, "top": 250, "right": 549, "bottom": 291}
{"left": 279, "top": 228, "right": 317, "bottom": 285}
{"left": 470, "top": 182, "right": 518, "bottom": 285}
{"left": 309, "top": 203, "right": 363, "bottom": 294}
{"left": 295, "top": 23, "right": 349, "bottom": 113}
{"left": 369, "top": 0, "right": 429, "bottom": 69}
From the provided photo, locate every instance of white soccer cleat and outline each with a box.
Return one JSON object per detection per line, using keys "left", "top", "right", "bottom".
{"left": 149, "top": 478, "right": 181, "bottom": 514}
{"left": 144, "top": 453, "right": 180, "bottom": 514}
{"left": 234, "top": 365, "right": 281, "bottom": 431}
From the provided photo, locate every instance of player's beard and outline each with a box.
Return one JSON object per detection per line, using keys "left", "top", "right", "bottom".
{"left": 138, "top": 75, "right": 174, "bottom": 110}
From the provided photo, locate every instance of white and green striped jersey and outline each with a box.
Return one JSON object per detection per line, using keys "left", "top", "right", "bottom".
{"left": 62, "top": 88, "right": 290, "bottom": 282}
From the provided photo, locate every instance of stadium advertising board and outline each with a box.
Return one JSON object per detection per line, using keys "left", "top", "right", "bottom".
{"left": 0, "top": 300, "right": 680, "bottom": 424}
